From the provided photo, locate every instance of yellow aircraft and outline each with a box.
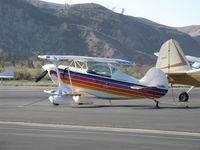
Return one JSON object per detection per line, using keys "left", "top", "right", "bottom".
{"left": 156, "top": 39, "right": 200, "bottom": 102}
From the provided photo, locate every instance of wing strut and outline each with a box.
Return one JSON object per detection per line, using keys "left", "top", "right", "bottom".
{"left": 67, "top": 66, "right": 73, "bottom": 93}
{"left": 55, "top": 62, "right": 62, "bottom": 95}
{"left": 46, "top": 59, "right": 71, "bottom": 105}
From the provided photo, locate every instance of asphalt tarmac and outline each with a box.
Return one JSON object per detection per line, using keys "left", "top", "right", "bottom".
{"left": 0, "top": 86, "right": 200, "bottom": 150}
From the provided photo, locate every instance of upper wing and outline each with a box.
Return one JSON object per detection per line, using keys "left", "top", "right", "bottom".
{"left": 38, "top": 55, "right": 134, "bottom": 66}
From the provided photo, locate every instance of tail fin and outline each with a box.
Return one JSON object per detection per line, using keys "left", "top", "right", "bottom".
{"left": 156, "top": 39, "right": 191, "bottom": 73}
{"left": 140, "top": 67, "right": 168, "bottom": 90}
{"left": 0, "top": 69, "right": 14, "bottom": 78}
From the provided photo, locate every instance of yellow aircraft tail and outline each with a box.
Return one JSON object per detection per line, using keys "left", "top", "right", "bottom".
{"left": 156, "top": 39, "right": 191, "bottom": 73}
{"left": 155, "top": 39, "right": 200, "bottom": 86}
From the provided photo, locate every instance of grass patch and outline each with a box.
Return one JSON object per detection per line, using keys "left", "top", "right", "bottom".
{"left": 0, "top": 82, "right": 57, "bottom": 87}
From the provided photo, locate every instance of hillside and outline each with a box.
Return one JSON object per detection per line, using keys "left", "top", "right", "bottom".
{"left": 1, "top": 0, "right": 200, "bottom": 66}
{"left": 176, "top": 25, "right": 200, "bottom": 37}
{"left": 176, "top": 25, "right": 200, "bottom": 43}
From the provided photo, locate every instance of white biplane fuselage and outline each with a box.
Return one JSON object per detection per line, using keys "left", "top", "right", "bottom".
{"left": 37, "top": 55, "right": 168, "bottom": 106}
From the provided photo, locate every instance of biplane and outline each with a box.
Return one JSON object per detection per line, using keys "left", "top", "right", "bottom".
{"left": 36, "top": 55, "right": 168, "bottom": 107}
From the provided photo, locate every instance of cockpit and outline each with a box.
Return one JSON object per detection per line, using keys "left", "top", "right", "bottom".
{"left": 87, "top": 63, "right": 118, "bottom": 78}
{"left": 87, "top": 63, "right": 139, "bottom": 84}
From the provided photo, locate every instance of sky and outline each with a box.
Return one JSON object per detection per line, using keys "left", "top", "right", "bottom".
{"left": 42, "top": 0, "right": 200, "bottom": 27}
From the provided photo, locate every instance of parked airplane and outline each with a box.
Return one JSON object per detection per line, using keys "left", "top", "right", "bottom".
{"left": 0, "top": 69, "right": 14, "bottom": 79}
{"left": 36, "top": 55, "right": 168, "bottom": 107}
{"left": 155, "top": 39, "right": 200, "bottom": 102}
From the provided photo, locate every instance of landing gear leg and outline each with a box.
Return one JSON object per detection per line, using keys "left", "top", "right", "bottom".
{"left": 153, "top": 99, "right": 160, "bottom": 109}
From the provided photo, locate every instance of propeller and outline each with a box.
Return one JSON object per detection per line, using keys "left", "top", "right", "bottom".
{"left": 35, "top": 70, "right": 48, "bottom": 82}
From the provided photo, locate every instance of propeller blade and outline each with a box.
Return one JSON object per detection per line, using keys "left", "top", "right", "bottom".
{"left": 35, "top": 70, "right": 48, "bottom": 82}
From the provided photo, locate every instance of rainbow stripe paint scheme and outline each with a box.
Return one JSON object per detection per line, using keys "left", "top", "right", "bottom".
{"left": 50, "top": 69, "right": 167, "bottom": 99}
{"left": 37, "top": 55, "right": 168, "bottom": 107}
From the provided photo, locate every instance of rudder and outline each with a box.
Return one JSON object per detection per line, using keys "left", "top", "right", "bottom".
{"left": 140, "top": 67, "right": 168, "bottom": 90}
{"left": 156, "top": 39, "right": 191, "bottom": 73}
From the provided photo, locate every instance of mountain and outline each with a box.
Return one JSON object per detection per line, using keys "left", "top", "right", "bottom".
{"left": 0, "top": 0, "right": 200, "bottom": 65}
{"left": 176, "top": 25, "right": 200, "bottom": 43}
{"left": 176, "top": 25, "right": 200, "bottom": 37}
{"left": 26, "top": 0, "right": 64, "bottom": 9}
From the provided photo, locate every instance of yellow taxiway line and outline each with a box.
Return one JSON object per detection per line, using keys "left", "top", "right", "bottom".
{"left": 0, "top": 121, "right": 200, "bottom": 137}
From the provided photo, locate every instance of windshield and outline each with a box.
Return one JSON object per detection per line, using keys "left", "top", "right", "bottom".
{"left": 87, "top": 63, "right": 118, "bottom": 77}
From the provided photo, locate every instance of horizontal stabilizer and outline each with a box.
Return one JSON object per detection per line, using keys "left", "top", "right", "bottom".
{"left": 130, "top": 85, "right": 156, "bottom": 90}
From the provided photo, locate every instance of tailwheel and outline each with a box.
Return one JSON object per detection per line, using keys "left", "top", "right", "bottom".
{"left": 179, "top": 92, "right": 189, "bottom": 102}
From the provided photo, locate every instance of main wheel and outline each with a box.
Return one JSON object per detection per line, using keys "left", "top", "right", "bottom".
{"left": 179, "top": 92, "right": 189, "bottom": 102}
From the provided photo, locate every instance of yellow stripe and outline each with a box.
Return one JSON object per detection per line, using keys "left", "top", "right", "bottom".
{"left": 63, "top": 80, "right": 143, "bottom": 98}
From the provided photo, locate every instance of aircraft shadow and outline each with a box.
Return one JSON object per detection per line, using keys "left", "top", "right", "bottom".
{"left": 158, "top": 105, "right": 200, "bottom": 110}
{"left": 72, "top": 104, "right": 200, "bottom": 109}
